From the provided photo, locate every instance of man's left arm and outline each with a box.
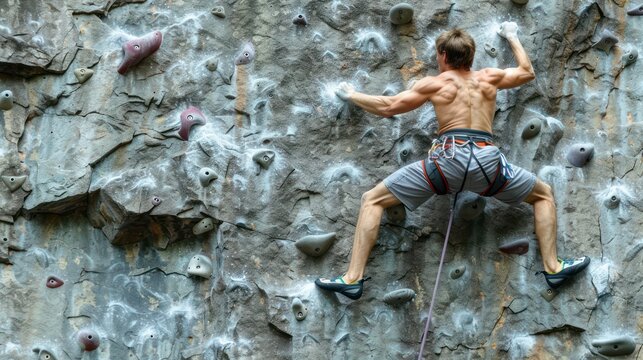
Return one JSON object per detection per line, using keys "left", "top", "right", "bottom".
{"left": 336, "top": 80, "right": 434, "bottom": 118}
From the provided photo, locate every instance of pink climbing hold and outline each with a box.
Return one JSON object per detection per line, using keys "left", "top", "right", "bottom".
{"left": 77, "top": 328, "right": 100, "bottom": 351}
{"left": 117, "top": 31, "right": 163, "bottom": 74}
{"left": 499, "top": 238, "right": 529, "bottom": 255}
{"left": 179, "top": 106, "right": 206, "bottom": 140}
{"left": 46, "top": 276, "right": 64, "bottom": 288}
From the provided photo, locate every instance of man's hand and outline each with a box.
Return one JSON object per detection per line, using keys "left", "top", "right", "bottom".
{"left": 335, "top": 82, "right": 355, "bottom": 102}
{"left": 497, "top": 21, "right": 519, "bottom": 40}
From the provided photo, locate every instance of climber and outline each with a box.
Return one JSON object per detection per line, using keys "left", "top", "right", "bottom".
{"left": 315, "top": 23, "right": 590, "bottom": 300}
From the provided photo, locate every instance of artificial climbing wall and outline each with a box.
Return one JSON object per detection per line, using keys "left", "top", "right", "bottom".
{"left": 0, "top": 0, "right": 641, "bottom": 359}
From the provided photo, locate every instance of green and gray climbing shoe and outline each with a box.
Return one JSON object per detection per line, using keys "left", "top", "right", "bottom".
{"left": 315, "top": 275, "right": 371, "bottom": 300}
{"left": 537, "top": 256, "right": 590, "bottom": 288}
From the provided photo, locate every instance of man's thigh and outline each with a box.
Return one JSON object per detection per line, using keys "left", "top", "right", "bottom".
{"left": 382, "top": 161, "right": 435, "bottom": 211}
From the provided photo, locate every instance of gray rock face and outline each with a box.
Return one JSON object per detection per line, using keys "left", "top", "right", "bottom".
{"left": 0, "top": 1, "right": 641, "bottom": 359}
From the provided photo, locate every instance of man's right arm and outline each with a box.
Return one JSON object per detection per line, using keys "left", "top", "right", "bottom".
{"left": 485, "top": 22, "right": 535, "bottom": 89}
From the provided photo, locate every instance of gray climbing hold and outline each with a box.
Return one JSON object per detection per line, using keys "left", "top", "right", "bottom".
{"left": 234, "top": 42, "right": 255, "bottom": 65}
{"left": 450, "top": 265, "right": 466, "bottom": 279}
{"left": 33, "top": 348, "right": 57, "bottom": 360}
{"left": 0, "top": 90, "right": 13, "bottom": 110}
{"left": 187, "top": 254, "right": 213, "bottom": 279}
{"left": 382, "top": 86, "right": 396, "bottom": 96}
{"left": 484, "top": 43, "right": 497, "bottom": 58}
{"left": 386, "top": 204, "right": 406, "bottom": 224}
{"left": 77, "top": 328, "right": 100, "bottom": 351}
{"left": 622, "top": 48, "right": 638, "bottom": 67}
{"left": 292, "top": 297, "right": 307, "bottom": 321}
{"left": 627, "top": 4, "right": 643, "bottom": 15}
{"left": 1, "top": 175, "right": 27, "bottom": 192}
{"left": 193, "top": 218, "right": 215, "bottom": 235}
{"left": 604, "top": 194, "right": 620, "bottom": 209}
{"left": 511, "top": 0, "right": 529, "bottom": 4}
{"left": 293, "top": 14, "right": 308, "bottom": 26}
{"left": 499, "top": 238, "right": 529, "bottom": 255}
{"left": 591, "top": 335, "right": 636, "bottom": 356}
{"left": 521, "top": 118, "right": 542, "bottom": 139}
{"left": 253, "top": 150, "right": 275, "bottom": 174}
{"left": 74, "top": 68, "right": 94, "bottom": 83}
{"left": 151, "top": 196, "right": 162, "bottom": 206}
{"left": 295, "top": 232, "right": 336, "bottom": 257}
{"left": 199, "top": 167, "right": 218, "bottom": 187}
{"left": 389, "top": 3, "right": 414, "bottom": 25}
{"left": 382, "top": 288, "right": 416, "bottom": 306}
{"left": 566, "top": 143, "right": 594, "bottom": 167}
{"left": 211, "top": 6, "right": 226, "bottom": 18}
{"left": 624, "top": 242, "right": 643, "bottom": 262}
{"left": 205, "top": 58, "right": 219, "bottom": 71}
{"left": 593, "top": 29, "right": 619, "bottom": 53}
{"left": 457, "top": 193, "right": 486, "bottom": 220}
{"left": 398, "top": 145, "right": 413, "bottom": 163}
{"left": 508, "top": 298, "right": 528, "bottom": 314}
{"left": 540, "top": 288, "right": 558, "bottom": 302}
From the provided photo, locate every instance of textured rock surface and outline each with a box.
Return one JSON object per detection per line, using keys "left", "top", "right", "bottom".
{"left": 0, "top": 0, "right": 642, "bottom": 359}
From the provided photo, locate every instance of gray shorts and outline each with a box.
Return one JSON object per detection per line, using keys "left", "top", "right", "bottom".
{"left": 383, "top": 142, "right": 537, "bottom": 210}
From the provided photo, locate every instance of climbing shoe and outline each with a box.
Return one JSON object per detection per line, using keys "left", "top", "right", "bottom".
{"left": 537, "top": 256, "right": 590, "bottom": 289}
{"left": 315, "top": 275, "right": 371, "bottom": 300}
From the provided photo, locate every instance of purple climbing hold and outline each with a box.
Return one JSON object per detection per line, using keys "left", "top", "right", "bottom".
{"left": 293, "top": 14, "right": 308, "bottom": 26}
{"left": 151, "top": 196, "right": 162, "bottom": 206}
{"left": 117, "top": 31, "right": 163, "bottom": 74}
{"left": 592, "top": 29, "right": 619, "bottom": 53}
{"left": 178, "top": 106, "right": 206, "bottom": 141}
{"left": 46, "top": 276, "right": 64, "bottom": 288}
{"left": 234, "top": 42, "right": 255, "bottom": 66}
{"left": 627, "top": 4, "right": 643, "bottom": 15}
{"left": 499, "top": 238, "right": 529, "bottom": 255}
{"left": 77, "top": 328, "right": 100, "bottom": 351}
{"left": 566, "top": 143, "right": 594, "bottom": 167}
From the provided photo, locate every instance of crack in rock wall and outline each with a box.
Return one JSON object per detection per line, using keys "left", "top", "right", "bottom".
{"left": 0, "top": 0, "right": 642, "bottom": 359}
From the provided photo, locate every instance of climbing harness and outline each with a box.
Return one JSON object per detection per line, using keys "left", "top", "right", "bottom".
{"left": 417, "top": 130, "right": 514, "bottom": 359}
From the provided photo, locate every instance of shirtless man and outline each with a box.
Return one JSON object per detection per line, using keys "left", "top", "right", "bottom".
{"left": 315, "top": 23, "right": 590, "bottom": 300}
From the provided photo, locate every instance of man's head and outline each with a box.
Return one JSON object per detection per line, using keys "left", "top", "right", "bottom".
{"left": 435, "top": 29, "right": 476, "bottom": 71}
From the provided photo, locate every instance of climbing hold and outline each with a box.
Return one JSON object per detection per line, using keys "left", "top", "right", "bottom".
{"left": 521, "top": 118, "right": 542, "bottom": 139}
{"left": 293, "top": 14, "right": 308, "bottom": 26}
{"left": 540, "top": 288, "right": 558, "bottom": 302}
{"left": 253, "top": 150, "right": 275, "bottom": 174}
{"left": 295, "top": 232, "right": 336, "bottom": 257}
{"left": 508, "top": 298, "right": 528, "bottom": 314}
{"left": 604, "top": 194, "right": 620, "bottom": 209}
{"left": 1, "top": 175, "right": 27, "bottom": 192}
{"left": 499, "top": 238, "right": 529, "bottom": 255}
{"left": 74, "top": 68, "right": 94, "bottom": 83}
{"left": 389, "top": 3, "right": 414, "bottom": 25}
{"left": 199, "top": 167, "right": 218, "bottom": 187}
{"left": 450, "top": 265, "right": 466, "bottom": 279}
{"left": 621, "top": 48, "right": 638, "bottom": 68}
{"left": 46, "top": 276, "right": 64, "bottom": 288}
{"left": 566, "top": 143, "right": 594, "bottom": 167}
{"left": 33, "top": 348, "right": 57, "bottom": 360}
{"left": 117, "top": 30, "right": 163, "bottom": 74}
{"left": 511, "top": 0, "right": 529, "bottom": 4}
{"left": 592, "top": 29, "right": 619, "bottom": 53}
{"left": 386, "top": 204, "right": 406, "bottom": 224}
{"left": 205, "top": 57, "right": 219, "bottom": 72}
{"left": 484, "top": 43, "right": 497, "bottom": 58}
{"left": 77, "top": 328, "right": 100, "bottom": 351}
{"left": 151, "top": 196, "right": 162, "bottom": 206}
{"left": 193, "top": 218, "right": 215, "bottom": 235}
{"left": 356, "top": 30, "right": 389, "bottom": 54}
{"left": 382, "top": 86, "right": 396, "bottom": 96}
{"left": 211, "top": 6, "right": 226, "bottom": 18}
{"left": 456, "top": 193, "right": 486, "bottom": 220}
{"left": 382, "top": 288, "right": 416, "bottom": 306}
{"left": 187, "top": 254, "right": 213, "bottom": 279}
{"left": 398, "top": 145, "right": 413, "bottom": 163}
{"left": 234, "top": 42, "right": 255, "bottom": 66}
{"left": 0, "top": 90, "right": 13, "bottom": 110}
{"left": 292, "top": 297, "right": 307, "bottom": 321}
{"left": 591, "top": 335, "right": 636, "bottom": 356}
{"left": 178, "top": 106, "right": 206, "bottom": 141}
{"left": 627, "top": 4, "right": 643, "bottom": 15}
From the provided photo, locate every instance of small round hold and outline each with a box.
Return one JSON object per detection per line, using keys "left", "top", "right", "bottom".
{"left": 389, "top": 3, "right": 414, "bottom": 25}
{"left": 187, "top": 254, "right": 213, "bottom": 279}
{"left": 211, "top": 6, "right": 226, "bottom": 18}
{"left": 234, "top": 42, "right": 255, "bottom": 66}
{"left": 484, "top": 43, "right": 497, "bottom": 58}
{"left": 450, "top": 265, "right": 466, "bottom": 279}
{"left": 292, "top": 14, "right": 308, "bottom": 26}
{"left": 521, "top": 118, "right": 542, "bottom": 139}
{"left": 46, "top": 276, "right": 64, "bottom": 288}
{"left": 74, "top": 68, "right": 94, "bottom": 83}
{"left": 292, "top": 297, "right": 308, "bottom": 321}
{"left": 193, "top": 217, "right": 215, "bottom": 235}
{"left": 77, "top": 328, "right": 100, "bottom": 351}
{"left": 199, "top": 167, "right": 218, "bottom": 187}
{"left": 604, "top": 195, "right": 620, "bottom": 209}
{"left": 253, "top": 150, "right": 275, "bottom": 170}
{"left": 511, "top": 0, "right": 529, "bottom": 4}
{"left": 457, "top": 193, "right": 486, "bottom": 220}
{"left": 540, "top": 287, "right": 558, "bottom": 302}
{"left": 151, "top": 196, "right": 162, "bottom": 206}
{"left": 205, "top": 57, "right": 219, "bottom": 72}
{"left": 399, "top": 147, "right": 412, "bottom": 163}
{"left": 33, "top": 348, "right": 57, "bottom": 360}
{"left": 0, "top": 90, "right": 14, "bottom": 110}
{"left": 566, "top": 143, "right": 594, "bottom": 167}
{"left": 386, "top": 204, "right": 406, "bottom": 224}
{"left": 622, "top": 48, "right": 638, "bottom": 67}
